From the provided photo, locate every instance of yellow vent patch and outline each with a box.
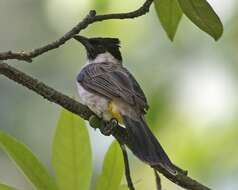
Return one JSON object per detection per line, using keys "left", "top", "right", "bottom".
{"left": 108, "top": 101, "right": 123, "bottom": 124}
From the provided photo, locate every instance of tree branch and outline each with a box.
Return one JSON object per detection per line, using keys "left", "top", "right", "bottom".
{"left": 154, "top": 169, "right": 162, "bottom": 190}
{"left": 120, "top": 144, "right": 135, "bottom": 190}
{"left": 0, "top": 0, "right": 153, "bottom": 62}
{"left": 0, "top": 62, "right": 211, "bottom": 190}
{"left": 0, "top": 0, "right": 212, "bottom": 189}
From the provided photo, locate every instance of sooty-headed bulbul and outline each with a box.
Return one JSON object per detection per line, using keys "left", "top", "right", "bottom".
{"left": 74, "top": 35, "right": 178, "bottom": 175}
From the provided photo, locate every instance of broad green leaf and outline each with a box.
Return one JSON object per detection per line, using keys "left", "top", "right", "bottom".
{"left": 119, "top": 185, "right": 130, "bottom": 190}
{"left": 96, "top": 141, "right": 124, "bottom": 190}
{"left": 154, "top": 0, "right": 183, "bottom": 41}
{"left": 93, "top": 0, "right": 110, "bottom": 12}
{"left": 178, "top": 0, "right": 223, "bottom": 40}
{"left": 0, "top": 131, "right": 57, "bottom": 190}
{"left": 0, "top": 183, "right": 16, "bottom": 190}
{"left": 52, "top": 109, "right": 92, "bottom": 190}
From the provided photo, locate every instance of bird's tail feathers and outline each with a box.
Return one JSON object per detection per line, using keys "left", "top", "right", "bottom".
{"left": 122, "top": 115, "right": 178, "bottom": 175}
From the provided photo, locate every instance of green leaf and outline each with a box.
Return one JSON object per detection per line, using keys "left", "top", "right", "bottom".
{"left": 154, "top": 0, "right": 183, "bottom": 41}
{"left": 96, "top": 141, "right": 124, "bottom": 190}
{"left": 0, "top": 131, "right": 57, "bottom": 190}
{"left": 0, "top": 183, "right": 16, "bottom": 190}
{"left": 118, "top": 185, "right": 129, "bottom": 190}
{"left": 52, "top": 109, "right": 92, "bottom": 190}
{"left": 178, "top": 0, "right": 223, "bottom": 40}
{"left": 92, "top": 0, "right": 110, "bottom": 12}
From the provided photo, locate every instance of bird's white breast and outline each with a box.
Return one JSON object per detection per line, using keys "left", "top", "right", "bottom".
{"left": 76, "top": 52, "right": 121, "bottom": 120}
{"left": 77, "top": 82, "right": 112, "bottom": 120}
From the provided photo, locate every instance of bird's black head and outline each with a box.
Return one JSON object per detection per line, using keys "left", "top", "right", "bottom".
{"left": 74, "top": 36, "right": 122, "bottom": 61}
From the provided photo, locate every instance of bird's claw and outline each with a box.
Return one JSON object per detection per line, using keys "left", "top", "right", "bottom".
{"left": 100, "top": 118, "right": 118, "bottom": 136}
{"left": 100, "top": 122, "right": 113, "bottom": 136}
{"left": 109, "top": 118, "right": 118, "bottom": 127}
{"left": 89, "top": 115, "right": 101, "bottom": 129}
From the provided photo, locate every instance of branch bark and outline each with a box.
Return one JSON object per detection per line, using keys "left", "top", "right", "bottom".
{"left": 154, "top": 169, "right": 162, "bottom": 190}
{"left": 0, "top": 62, "right": 211, "bottom": 190}
{"left": 0, "top": 0, "right": 153, "bottom": 62}
{"left": 120, "top": 144, "right": 135, "bottom": 190}
{"left": 0, "top": 0, "right": 212, "bottom": 189}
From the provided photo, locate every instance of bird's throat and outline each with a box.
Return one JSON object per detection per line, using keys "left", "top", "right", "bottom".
{"left": 89, "top": 52, "right": 121, "bottom": 65}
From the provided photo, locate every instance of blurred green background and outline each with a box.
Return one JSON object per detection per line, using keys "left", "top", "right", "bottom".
{"left": 0, "top": 0, "right": 238, "bottom": 189}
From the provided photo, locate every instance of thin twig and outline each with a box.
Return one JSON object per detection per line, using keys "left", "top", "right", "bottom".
{"left": 0, "top": 0, "right": 153, "bottom": 62}
{"left": 0, "top": 62, "right": 212, "bottom": 190}
{"left": 120, "top": 144, "right": 135, "bottom": 190}
{"left": 0, "top": 0, "right": 213, "bottom": 189}
{"left": 154, "top": 169, "right": 162, "bottom": 190}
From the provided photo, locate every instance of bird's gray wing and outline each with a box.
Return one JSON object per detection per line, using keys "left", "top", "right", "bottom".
{"left": 77, "top": 62, "right": 149, "bottom": 113}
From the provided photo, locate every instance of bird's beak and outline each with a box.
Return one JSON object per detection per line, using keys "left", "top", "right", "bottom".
{"left": 73, "top": 35, "right": 93, "bottom": 50}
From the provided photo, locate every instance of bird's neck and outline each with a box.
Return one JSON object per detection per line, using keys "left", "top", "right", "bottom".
{"left": 87, "top": 52, "right": 121, "bottom": 65}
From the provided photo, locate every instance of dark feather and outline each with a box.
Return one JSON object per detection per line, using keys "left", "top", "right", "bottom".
{"left": 123, "top": 115, "right": 178, "bottom": 174}
{"left": 77, "top": 62, "right": 148, "bottom": 113}
{"left": 86, "top": 38, "right": 122, "bottom": 60}
{"left": 77, "top": 61, "right": 179, "bottom": 174}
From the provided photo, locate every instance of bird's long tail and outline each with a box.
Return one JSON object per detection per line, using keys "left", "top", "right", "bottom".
{"left": 122, "top": 115, "right": 178, "bottom": 175}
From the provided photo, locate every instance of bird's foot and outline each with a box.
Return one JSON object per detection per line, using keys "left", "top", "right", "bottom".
{"left": 89, "top": 115, "right": 101, "bottom": 129}
{"left": 109, "top": 118, "right": 118, "bottom": 127}
{"left": 100, "top": 118, "right": 118, "bottom": 136}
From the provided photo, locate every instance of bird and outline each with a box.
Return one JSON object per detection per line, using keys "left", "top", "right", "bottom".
{"left": 74, "top": 35, "right": 179, "bottom": 175}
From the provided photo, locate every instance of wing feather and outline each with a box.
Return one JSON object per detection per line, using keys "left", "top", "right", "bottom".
{"left": 77, "top": 62, "right": 148, "bottom": 113}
